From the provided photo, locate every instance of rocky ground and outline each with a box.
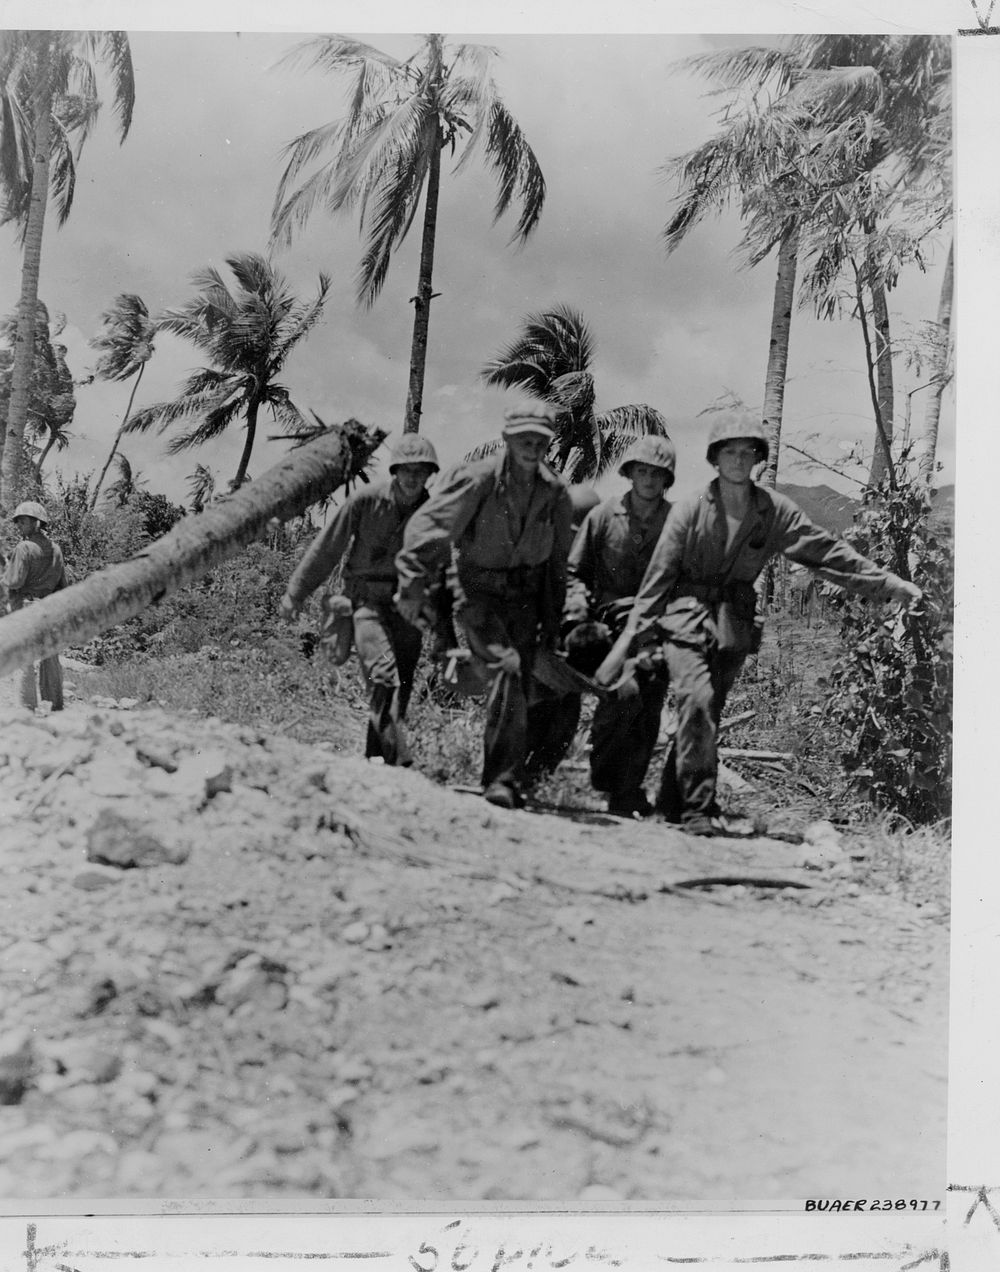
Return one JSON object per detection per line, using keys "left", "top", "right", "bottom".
{"left": 0, "top": 670, "right": 948, "bottom": 1202}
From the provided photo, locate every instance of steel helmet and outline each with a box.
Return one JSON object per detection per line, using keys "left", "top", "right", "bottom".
{"left": 11, "top": 501, "right": 49, "bottom": 525}
{"left": 388, "top": 434, "right": 439, "bottom": 473}
{"left": 618, "top": 435, "right": 677, "bottom": 483}
{"left": 705, "top": 410, "right": 769, "bottom": 465}
{"left": 567, "top": 484, "right": 601, "bottom": 527}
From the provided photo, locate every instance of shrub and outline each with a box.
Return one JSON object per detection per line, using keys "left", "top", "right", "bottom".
{"left": 821, "top": 473, "right": 953, "bottom": 824}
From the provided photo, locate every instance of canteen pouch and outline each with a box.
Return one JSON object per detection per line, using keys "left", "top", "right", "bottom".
{"left": 320, "top": 594, "right": 354, "bottom": 665}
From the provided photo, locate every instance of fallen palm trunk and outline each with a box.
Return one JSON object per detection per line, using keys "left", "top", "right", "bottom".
{"left": 0, "top": 423, "right": 384, "bottom": 679}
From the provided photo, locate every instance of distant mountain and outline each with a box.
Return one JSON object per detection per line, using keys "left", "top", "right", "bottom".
{"left": 775, "top": 483, "right": 860, "bottom": 535}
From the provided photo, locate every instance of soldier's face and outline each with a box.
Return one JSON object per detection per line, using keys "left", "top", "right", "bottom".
{"left": 13, "top": 516, "right": 38, "bottom": 538}
{"left": 393, "top": 463, "right": 434, "bottom": 502}
{"left": 629, "top": 463, "right": 669, "bottom": 501}
{"left": 505, "top": 432, "right": 550, "bottom": 474}
{"left": 714, "top": 440, "right": 761, "bottom": 484}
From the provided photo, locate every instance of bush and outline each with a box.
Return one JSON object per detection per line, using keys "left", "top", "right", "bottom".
{"left": 821, "top": 473, "right": 953, "bottom": 824}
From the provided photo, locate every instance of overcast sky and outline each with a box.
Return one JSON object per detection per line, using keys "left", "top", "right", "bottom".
{"left": 0, "top": 10, "right": 955, "bottom": 509}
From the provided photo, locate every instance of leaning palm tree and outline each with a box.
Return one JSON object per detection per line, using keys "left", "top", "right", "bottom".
{"left": 88, "top": 293, "right": 157, "bottom": 508}
{"left": 0, "top": 29, "right": 134, "bottom": 505}
{"left": 123, "top": 252, "right": 330, "bottom": 491}
{"left": 475, "top": 305, "right": 668, "bottom": 481}
{"left": 271, "top": 33, "right": 546, "bottom": 435}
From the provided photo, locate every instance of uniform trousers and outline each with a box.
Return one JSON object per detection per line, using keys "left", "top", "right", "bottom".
{"left": 590, "top": 673, "right": 666, "bottom": 802}
{"left": 352, "top": 600, "right": 422, "bottom": 766}
{"left": 458, "top": 589, "right": 544, "bottom": 792}
{"left": 655, "top": 644, "right": 747, "bottom": 823}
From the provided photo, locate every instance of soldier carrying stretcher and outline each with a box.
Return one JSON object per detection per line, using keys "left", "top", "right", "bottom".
{"left": 280, "top": 434, "right": 441, "bottom": 766}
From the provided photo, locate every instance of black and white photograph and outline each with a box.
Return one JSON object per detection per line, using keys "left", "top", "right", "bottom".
{"left": 0, "top": 0, "right": 982, "bottom": 1249}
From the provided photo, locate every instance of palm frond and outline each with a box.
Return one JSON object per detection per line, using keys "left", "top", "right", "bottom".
{"left": 676, "top": 46, "right": 800, "bottom": 97}
{"left": 464, "top": 436, "right": 504, "bottom": 464}
{"left": 595, "top": 404, "right": 669, "bottom": 438}
{"left": 164, "top": 401, "right": 244, "bottom": 454}
{"left": 355, "top": 112, "right": 435, "bottom": 305}
{"left": 80, "top": 30, "right": 134, "bottom": 139}
{"left": 483, "top": 99, "right": 546, "bottom": 241}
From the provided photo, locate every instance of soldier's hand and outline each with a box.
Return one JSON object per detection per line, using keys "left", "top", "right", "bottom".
{"left": 887, "top": 577, "right": 922, "bottom": 608}
{"left": 485, "top": 643, "right": 521, "bottom": 675}
{"left": 594, "top": 628, "right": 632, "bottom": 687}
{"left": 279, "top": 593, "right": 300, "bottom": 623}
{"left": 394, "top": 591, "right": 424, "bottom": 626}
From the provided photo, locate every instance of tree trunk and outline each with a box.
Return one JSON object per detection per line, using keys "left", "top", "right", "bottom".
{"left": 33, "top": 430, "right": 58, "bottom": 478}
{"left": 90, "top": 362, "right": 146, "bottom": 509}
{"left": 853, "top": 262, "right": 897, "bottom": 492}
{"left": 1, "top": 51, "right": 54, "bottom": 510}
{"left": 761, "top": 225, "right": 799, "bottom": 490}
{"left": 865, "top": 233, "right": 895, "bottom": 488}
{"left": 231, "top": 396, "right": 259, "bottom": 490}
{"left": 0, "top": 424, "right": 383, "bottom": 679}
{"left": 403, "top": 122, "right": 442, "bottom": 435}
{"left": 919, "top": 236, "right": 953, "bottom": 485}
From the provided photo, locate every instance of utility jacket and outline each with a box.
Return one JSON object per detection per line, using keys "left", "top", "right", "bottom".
{"left": 286, "top": 479, "right": 430, "bottom": 607}
{"left": 567, "top": 491, "right": 671, "bottom": 615}
{"left": 628, "top": 480, "right": 901, "bottom": 642}
{"left": 395, "top": 454, "right": 574, "bottom": 611}
{"left": 4, "top": 533, "right": 66, "bottom": 610}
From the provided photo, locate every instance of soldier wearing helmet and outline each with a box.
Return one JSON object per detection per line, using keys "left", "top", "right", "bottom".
{"left": 597, "top": 406, "right": 922, "bottom": 836}
{"left": 5, "top": 501, "right": 68, "bottom": 711}
{"left": 281, "top": 433, "right": 440, "bottom": 766}
{"left": 395, "top": 403, "right": 574, "bottom": 810}
{"left": 561, "top": 431, "right": 677, "bottom": 817}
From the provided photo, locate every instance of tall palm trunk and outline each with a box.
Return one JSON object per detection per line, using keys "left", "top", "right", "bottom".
{"left": 1, "top": 47, "right": 53, "bottom": 509}
{"left": 919, "top": 236, "right": 953, "bottom": 484}
{"left": 865, "top": 227, "right": 895, "bottom": 488}
{"left": 90, "top": 362, "right": 147, "bottom": 509}
{"left": 403, "top": 122, "right": 442, "bottom": 435}
{"left": 231, "top": 398, "right": 260, "bottom": 490}
{"left": 760, "top": 225, "right": 799, "bottom": 490}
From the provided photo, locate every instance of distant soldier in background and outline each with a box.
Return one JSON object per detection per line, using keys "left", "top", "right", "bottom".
{"left": 395, "top": 404, "right": 574, "bottom": 810}
{"left": 4, "top": 502, "right": 68, "bottom": 712}
{"left": 565, "top": 435, "right": 676, "bottom": 816}
{"left": 597, "top": 410, "right": 922, "bottom": 835}
{"left": 280, "top": 435, "right": 440, "bottom": 766}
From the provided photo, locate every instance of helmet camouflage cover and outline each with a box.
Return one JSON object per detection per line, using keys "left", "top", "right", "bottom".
{"left": 705, "top": 409, "right": 769, "bottom": 464}
{"left": 618, "top": 434, "right": 677, "bottom": 480}
{"left": 388, "top": 434, "right": 439, "bottom": 473}
{"left": 11, "top": 501, "right": 49, "bottom": 525}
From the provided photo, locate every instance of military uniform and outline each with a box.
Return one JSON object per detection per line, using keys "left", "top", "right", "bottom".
{"left": 629, "top": 479, "right": 913, "bottom": 824}
{"left": 396, "top": 452, "right": 574, "bottom": 798}
{"left": 5, "top": 527, "right": 67, "bottom": 711}
{"left": 286, "top": 480, "right": 430, "bottom": 765}
{"left": 568, "top": 491, "right": 671, "bottom": 808}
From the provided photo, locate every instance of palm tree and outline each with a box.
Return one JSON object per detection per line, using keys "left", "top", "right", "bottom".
{"left": 476, "top": 305, "right": 668, "bottom": 481}
{"left": 662, "top": 46, "right": 885, "bottom": 489}
{"left": 88, "top": 293, "right": 157, "bottom": 508}
{"left": 123, "top": 252, "right": 330, "bottom": 490}
{"left": 103, "top": 452, "right": 146, "bottom": 507}
{"left": 271, "top": 33, "right": 546, "bottom": 435}
{"left": 0, "top": 423, "right": 385, "bottom": 678}
{"left": 187, "top": 463, "right": 217, "bottom": 513}
{"left": 0, "top": 29, "right": 134, "bottom": 506}
{"left": 787, "top": 35, "right": 951, "bottom": 486}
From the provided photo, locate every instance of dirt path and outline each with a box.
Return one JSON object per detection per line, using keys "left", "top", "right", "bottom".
{"left": 0, "top": 695, "right": 947, "bottom": 1200}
